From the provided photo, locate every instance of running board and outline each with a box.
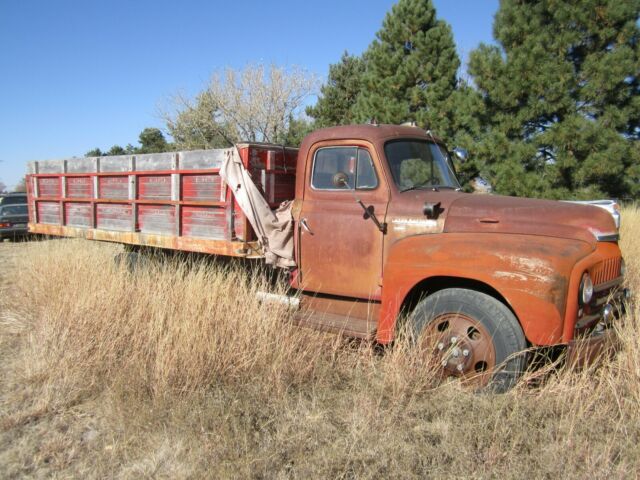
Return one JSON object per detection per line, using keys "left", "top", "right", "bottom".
{"left": 257, "top": 291, "right": 378, "bottom": 339}
{"left": 293, "top": 311, "right": 376, "bottom": 340}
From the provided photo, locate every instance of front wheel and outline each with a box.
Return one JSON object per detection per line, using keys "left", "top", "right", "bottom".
{"left": 408, "top": 288, "right": 527, "bottom": 392}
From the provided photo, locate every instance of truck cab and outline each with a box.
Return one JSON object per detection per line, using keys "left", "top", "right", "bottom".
{"left": 290, "top": 124, "right": 627, "bottom": 390}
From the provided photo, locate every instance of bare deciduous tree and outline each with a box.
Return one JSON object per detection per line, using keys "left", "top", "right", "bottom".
{"left": 13, "top": 177, "right": 27, "bottom": 192}
{"left": 163, "top": 64, "right": 318, "bottom": 149}
{"left": 164, "top": 91, "right": 233, "bottom": 150}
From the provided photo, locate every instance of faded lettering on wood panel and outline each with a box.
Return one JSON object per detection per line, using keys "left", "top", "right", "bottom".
{"left": 65, "top": 203, "right": 92, "bottom": 228}
{"left": 138, "top": 205, "right": 175, "bottom": 235}
{"left": 138, "top": 175, "right": 172, "bottom": 200}
{"left": 99, "top": 176, "right": 129, "bottom": 200}
{"left": 96, "top": 204, "right": 132, "bottom": 231}
{"left": 181, "top": 174, "right": 222, "bottom": 202}
{"left": 182, "top": 206, "right": 226, "bottom": 239}
{"left": 37, "top": 202, "right": 61, "bottom": 225}
{"left": 37, "top": 177, "right": 60, "bottom": 197}
{"left": 66, "top": 177, "right": 93, "bottom": 198}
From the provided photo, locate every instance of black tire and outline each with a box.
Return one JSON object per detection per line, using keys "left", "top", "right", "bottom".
{"left": 408, "top": 288, "right": 527, "bottom": 392}
{"left": 113, "top": 251, "right": 148, "bottom": 272}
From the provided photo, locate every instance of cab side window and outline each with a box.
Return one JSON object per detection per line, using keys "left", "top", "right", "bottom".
{"left": 356, "top": 149, "right": 377, "bottom": 189}
{"left": 312, "top": 147, "right": 378, "bottom": 190}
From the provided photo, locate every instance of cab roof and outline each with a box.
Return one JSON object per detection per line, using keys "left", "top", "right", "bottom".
{"left": 300, "top": 124, "right": 444, "bottom": 147}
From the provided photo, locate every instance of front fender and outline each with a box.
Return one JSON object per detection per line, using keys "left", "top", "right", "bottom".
{"left": 378, "top": 233, "right": 593, "bottom": 346}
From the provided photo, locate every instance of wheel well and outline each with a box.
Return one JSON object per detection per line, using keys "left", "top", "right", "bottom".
{"left": 400, "top": 276, "right": 517, "bottom": 323}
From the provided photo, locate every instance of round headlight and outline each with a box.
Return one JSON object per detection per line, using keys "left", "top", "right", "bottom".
{"left": 579, "top": 273, "right": 594, "bottom": 305}
{"left": 621, "top": 258, "right": 626, "bottom": 277}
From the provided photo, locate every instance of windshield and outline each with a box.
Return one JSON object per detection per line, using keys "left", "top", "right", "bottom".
{"left": 384, "top": 140, "right": 460, "bottom": 191}
{"left": 0, "top": 195, "right": 27, "bottom": 206}
{"left": 0, "top": 205, "right": 28, "bottom": 216}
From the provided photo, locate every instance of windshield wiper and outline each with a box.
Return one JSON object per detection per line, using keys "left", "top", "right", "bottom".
{"left": 400, "top": 184, "right": 461, "bottom": 193}
{"left": 400, "top": 180, "right": 436, "bottom": 193}
{"left": 400, "top": 185, "right": 423, "bottom": 193}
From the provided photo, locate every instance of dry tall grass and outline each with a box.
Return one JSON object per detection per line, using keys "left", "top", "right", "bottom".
{"left": 1, "top": 208, "right": 639, "bottom": 478}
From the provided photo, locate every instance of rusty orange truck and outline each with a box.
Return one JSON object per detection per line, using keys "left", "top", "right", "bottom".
{"left": 26, "top": 124, "right": 629, "bottom": 390}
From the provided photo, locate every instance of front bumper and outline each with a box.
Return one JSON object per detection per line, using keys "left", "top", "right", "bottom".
{"left": 567, "top": 285, "right": 630, "bottom": 368}
{"left": 566, "top": 327, "right": 620, "bottom": 368}
{"left": 0, "top": 226, "right": 28, "bottom": 238}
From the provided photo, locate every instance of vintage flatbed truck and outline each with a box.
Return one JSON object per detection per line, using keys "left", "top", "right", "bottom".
{"left": 26, "top": 124, "right": 629, "bottom": 390}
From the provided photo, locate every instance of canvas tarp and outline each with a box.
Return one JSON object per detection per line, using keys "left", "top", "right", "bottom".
{"left": 220, "top": 148, "right": 296, "bottom": 268}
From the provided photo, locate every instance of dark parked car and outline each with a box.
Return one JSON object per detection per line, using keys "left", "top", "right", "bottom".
{"left": 0, "top": 203, "right": 29, "bottom": 240}
{"left": 0, "top": 192, "right": 27, "bottom": 206}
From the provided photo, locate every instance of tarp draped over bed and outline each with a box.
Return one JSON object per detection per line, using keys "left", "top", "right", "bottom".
{"left": 220, "top": 148, "right": 296, "bottom": 268}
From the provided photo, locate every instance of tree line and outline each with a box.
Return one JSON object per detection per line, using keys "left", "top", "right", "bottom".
{"left": 85, "top": 127, "right": 171, "bottom": 157}
{"left": 90, "top": 0, "right": 639, "bottom": 200}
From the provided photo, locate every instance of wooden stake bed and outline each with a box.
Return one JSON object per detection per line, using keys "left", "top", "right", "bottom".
{"left": 26, "top": 144, "right": 298, "bottom": 257}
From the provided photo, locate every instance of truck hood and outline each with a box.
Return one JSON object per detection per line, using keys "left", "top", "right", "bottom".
{"left": 443, "top": 194, "right": 617, "bottom": 246}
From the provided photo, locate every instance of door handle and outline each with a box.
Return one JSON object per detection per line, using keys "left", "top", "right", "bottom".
{"left": 300, "top": 218, "right": 314, "bottom": 235}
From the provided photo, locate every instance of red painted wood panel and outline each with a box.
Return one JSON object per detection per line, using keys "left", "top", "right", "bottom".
{"left": 37, "top": 202, "right": 61, "bottom": 225}
{"left": 37, "top": 177, "right": 61, "bottom": 197}
{"left": 248, "top": 147, "right": 297, "bottom": 171}
{"left": 66, "top": 177, "right": 93, "bottom": 198}
{"left": 138, "top": 175, "right": 171, "bottom": 200}
{"left": 272, "top": 175, "right": 296, "bottom": 204}
{"left": 99, "top": 176, "right": 129, "bottom": 200}
{"left": 65, "top": 203, "right": 92, "bottom": 227}
{"left": 234, "top": 210, "right": 245, "bottom": 241}
{"left": 181, "top": 174, "right": 222, "bottom": 202}
{"left": 182, "top": 206, "right": 226, "bottom": 240}
{"left": 96, "top": 203, "right": 132, "bottom": 231}
{"left": 139, "top": 205, "right": 175, "bottom": 235}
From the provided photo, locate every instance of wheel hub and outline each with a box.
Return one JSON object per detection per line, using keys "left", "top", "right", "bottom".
{"left": 421, "top": 312, "right": 497, "bottom": 385}
{"left": 436, "top": 333, "right": 474, "bottom": 374}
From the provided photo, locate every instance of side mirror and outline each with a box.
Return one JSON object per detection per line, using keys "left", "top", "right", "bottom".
{"left": 332, "top": 172, "right": 350, "bottom": 188}
{"left": 452, "top": 147, "right": 469, "bottom": 163}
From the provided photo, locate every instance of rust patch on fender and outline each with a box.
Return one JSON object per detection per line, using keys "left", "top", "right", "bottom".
{"left": 492, "top": 254, "right": 568, "bottom": 312}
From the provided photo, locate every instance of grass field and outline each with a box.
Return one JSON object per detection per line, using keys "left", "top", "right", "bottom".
{"left": 1, "top": 207, "right": 639, "bottom": 478}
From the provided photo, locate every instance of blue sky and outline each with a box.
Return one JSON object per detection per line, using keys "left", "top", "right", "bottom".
{"left": 0, "top": 0, "right": 498, "bottom": 190}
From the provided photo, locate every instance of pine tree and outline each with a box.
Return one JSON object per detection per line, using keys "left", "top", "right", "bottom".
{"left": 306, "top": 52, "right": 365, "bottom": 127}
{"left": 137, "top": 128, "right": 169, "bottom": 153}
{"left": 440, "top": 81, "right": 487, "bottom": 188}
{"left": 106, "top": 145, "right": 127, "bottom": 156}
{"left": 352, "top": 0, "right": 460, "bottom": 137}
{"left": 276, "top": 115, "right": 314, "bottom": 147}
{"left": 468, "top": 0, "right": 640, "bottom": 199}
{"left": 85, "top": 148, "right": 103, "bottom": 158}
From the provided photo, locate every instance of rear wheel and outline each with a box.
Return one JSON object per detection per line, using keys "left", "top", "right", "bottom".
{"left": 408, "top": 288, "right": 527, "bottom": 392}
{"left": 113, "top": 251, "right": 149, "bottom": 272}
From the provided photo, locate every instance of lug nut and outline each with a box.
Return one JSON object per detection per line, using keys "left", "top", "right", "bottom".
{"left": 456, "top": 364, "right": 464, "bottom": 372}
{"left": 451, "top": 337, "right": 458, "bottom": 344}
{"left": 462, "top": 349, "right": 470, "bottom": 357}
{"left": 437, "top": 342, "right": 444, "bottom": 351}
{"left": 441, "top": 360, "right": 448, "bottom": 367}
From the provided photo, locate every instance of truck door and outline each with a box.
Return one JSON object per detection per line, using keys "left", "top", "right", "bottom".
{"left": 299, "top": 143, "right": 389, "bottom": 299}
